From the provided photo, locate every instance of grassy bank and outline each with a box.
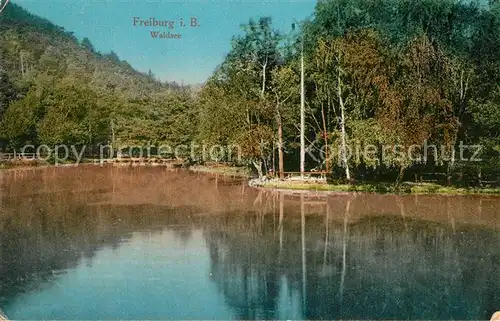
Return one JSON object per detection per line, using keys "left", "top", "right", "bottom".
{"left": 0, "top": 160, "right": 48, "bottom": 169}
{"left": 188, "top": 164, "right": 252, "bottom": 178}
{"left": 261, "top": 180, "right": 500, "bottom": 196}
{"left": 2, "top": 160, "right": 498, "bottom": 196}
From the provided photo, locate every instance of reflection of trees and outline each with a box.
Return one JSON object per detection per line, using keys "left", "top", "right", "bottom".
{"left": 0, "top": 166, "right": 240, "bottom": 309}
{"left": 0, "top": 191, "right": 199, "bottom": 308}
{"left": 204, "top": 214, "right": 282, "bottom": 319}
{"left": 204, "top": 193, "right": 500, "bottom": 320}
{"left": 1, "top": 167, "right": 499, "bottom": 320}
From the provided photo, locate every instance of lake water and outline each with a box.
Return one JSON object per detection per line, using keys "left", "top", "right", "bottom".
{"left": 0, "top": 166, "right": 499, "bottom": 320}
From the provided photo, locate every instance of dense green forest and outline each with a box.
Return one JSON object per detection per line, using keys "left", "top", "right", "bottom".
{"left": 0, "top": 2, "right": 197, "bottom": 153}
{"left": 1, "top": 0, "right": 499, "bottom": 185}
{"left": 198, "top": 0, "right": 500, "bottom": 185}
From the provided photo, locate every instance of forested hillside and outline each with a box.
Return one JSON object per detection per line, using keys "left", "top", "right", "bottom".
{"left": 0, "top": 2, "right": 197, "bottom": 151}
{"left": 198, "top": 0, "right": 500, "bottom": 184}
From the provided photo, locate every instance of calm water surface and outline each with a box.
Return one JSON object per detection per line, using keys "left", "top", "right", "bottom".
{"left": 0, "top": 166, "right": 499, "bottom": 320}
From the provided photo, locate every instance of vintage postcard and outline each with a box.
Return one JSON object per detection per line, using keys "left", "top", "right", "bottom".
{"left": 0, "top": 0, "right": 499, "bottom": 320}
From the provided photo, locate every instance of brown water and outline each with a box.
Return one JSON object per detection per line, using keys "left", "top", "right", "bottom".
{"left": 0, "top": 166, "right": 499, "bottom": 320}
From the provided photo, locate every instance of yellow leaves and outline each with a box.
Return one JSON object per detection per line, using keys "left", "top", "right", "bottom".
{"left": 234, "top": 124, "right": 274, "bottom": 159}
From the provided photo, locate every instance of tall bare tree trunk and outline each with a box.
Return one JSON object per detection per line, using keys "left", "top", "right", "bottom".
{"left": 300, "top": 45, "right": 306, "bottom": 178}
{"left": 261, "top": 61, "right": 267, "bottom": 98}
{"left": 275, "top": 106, "right": 284, "bottom": 179}
{"left": 321, "top": 102, "right": 329, "bottom": 174}
{"left": 337, "top": 70, "right": 350, "bottom": 181}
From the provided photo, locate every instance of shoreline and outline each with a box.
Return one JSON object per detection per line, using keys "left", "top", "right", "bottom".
{"left": 250, "top": 178, "right": 500, "bottom": 196}
{"left": 2, "top": 162, "right": 499, "bottom": 196}
{"left": 187, "top": 164, "right": 252, "bottom": 178}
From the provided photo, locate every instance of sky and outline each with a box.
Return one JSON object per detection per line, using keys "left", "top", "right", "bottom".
{"left": 14, "top": 0, "right": 317, "bottom": 85}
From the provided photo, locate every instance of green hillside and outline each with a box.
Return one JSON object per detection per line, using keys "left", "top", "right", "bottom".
{"left": 0, "top": 2, "right": 197, "bottom": 152}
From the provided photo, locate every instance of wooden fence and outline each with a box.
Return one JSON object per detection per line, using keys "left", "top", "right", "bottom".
{"left": 0, "top": 152, "right": 39, "bottom": 161}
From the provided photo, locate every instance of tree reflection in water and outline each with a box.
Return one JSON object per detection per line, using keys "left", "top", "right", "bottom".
{"left": 0, "top": 166, "right": 498, "bottom": 319}
{"left": 203, "top": 191, "right": 500, "bottom": 320}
